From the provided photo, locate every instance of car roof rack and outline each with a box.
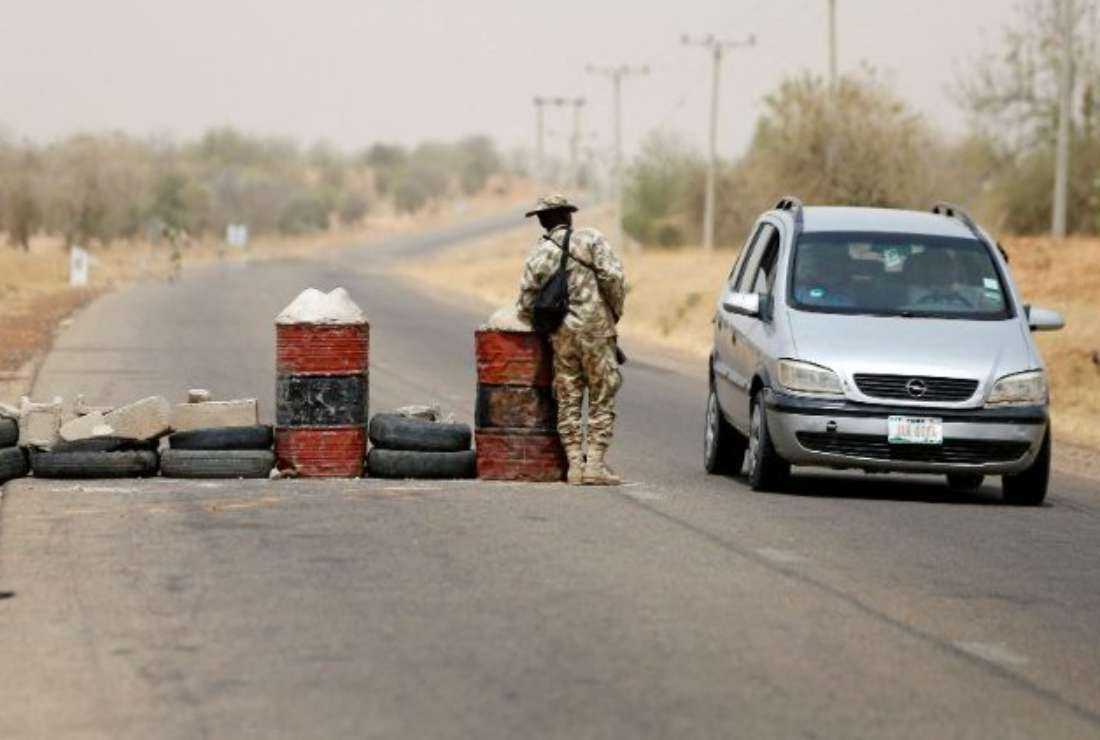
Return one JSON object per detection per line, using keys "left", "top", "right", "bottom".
{"left": 931, "top": 202, "right": 979, "bottom": 233}
{"left": 774, "top": 195, "right": 804, "bottom": 232}
{"left": 774, "top": 195, "right": 803, "bottom": 212}
{"left": 931, "top": 201, "right": 1009, "bottom": 263}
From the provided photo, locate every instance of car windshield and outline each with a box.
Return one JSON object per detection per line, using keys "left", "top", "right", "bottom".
{"left": 789, "top": 231, "right": 1012, "bottom": 319}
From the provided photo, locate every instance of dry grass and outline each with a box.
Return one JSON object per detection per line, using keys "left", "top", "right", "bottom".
{"left": 1000, "top": 237, "right": 1100, "bottom": 449}
{"left": 398, "top": 220, "right": 1100, "bottom": 450}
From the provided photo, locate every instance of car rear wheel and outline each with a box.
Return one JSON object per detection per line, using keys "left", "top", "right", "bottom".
{"left": 1002, "top": 429, "right": 1050, "bottom": 506}
{"left": 704, "top": 387, "right": 746, "bottom": 475}
{"left": 746, "top": 393, "right": 790, "bottom": 491}
{"left": 947, "top": 473, "right": 985, "bottom": 491}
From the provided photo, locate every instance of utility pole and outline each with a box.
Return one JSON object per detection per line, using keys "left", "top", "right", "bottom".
{"left": 827, "top": 0, "right": 838, "bottom": 89}
{"left": 533, "top": 97, "right": 547, "bottom": 188}
{"left": 1053, "top": 0, "right": 1076, "bottom": 238}
{"left": 682, "top": 34, "right": 756, "bottom": 251}
{"left": 570, "top": 97, "right": 586, "bottom": 188}
{"left": 586, "top": 64, "right": 649, "bottom": 250}
{"left": 534, "top": 96, "right": 577, "bottom": 188}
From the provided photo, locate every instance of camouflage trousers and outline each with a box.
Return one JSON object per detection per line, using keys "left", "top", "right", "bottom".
{"left": 550, "top": 329, "right": 622, "bottom": 451}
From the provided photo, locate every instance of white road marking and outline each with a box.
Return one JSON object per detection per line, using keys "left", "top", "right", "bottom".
{"left": 953, "top": 641, "right": 1030, "bottom": 667}
{"left": 755, "top": 548, "right": 805, "bottom": 564}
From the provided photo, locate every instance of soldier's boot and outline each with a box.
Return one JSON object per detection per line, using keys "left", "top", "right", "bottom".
{"left": 565, "top": 446, "right": 585, "bottom": 486}
{"left": 582, "top": 446, "right": 622, "bottom": 486}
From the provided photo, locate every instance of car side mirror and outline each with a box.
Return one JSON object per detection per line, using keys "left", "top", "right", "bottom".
{"left": 722, "top": 291, "right": 760, "bottom": 318}
{"left": 1026, "top": 305, "right": 1065, "bottom": 332}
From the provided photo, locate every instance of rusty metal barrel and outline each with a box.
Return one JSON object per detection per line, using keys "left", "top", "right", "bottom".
{"left": 474, "top": 329, "right": 565, "bottom": 481}
{"left": 275, "top": 290, "right": 369, "bottom": 477}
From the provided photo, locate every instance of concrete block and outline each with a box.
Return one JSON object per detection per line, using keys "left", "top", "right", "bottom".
{"left": 19, "top": 396, "right": 64, "bottom": 449}
{"left": 74, "top": 395, "right": 114, "bottom": 417}
{"left": 103, "top": 396, "right": 171, "bottom": 441}
{"left": 171, "top": 399, "right": 258, "bottom": 432}
{"left": 187, "top": 389, "right": 212, "bottom": 404}
{"left": 59, "top": 412, "right": 116, "bottom": 442}
{"left": 394, "top": 404, "right": 440, "bottom": 422}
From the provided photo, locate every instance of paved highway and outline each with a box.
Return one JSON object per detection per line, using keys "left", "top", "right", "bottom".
{"left": 2, "top": 215, "right": 1099, "bottom": 738}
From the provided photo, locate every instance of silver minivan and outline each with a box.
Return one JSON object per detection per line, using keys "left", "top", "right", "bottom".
{"left": 704, "top": 199, "right": 1065, "bottom": 504}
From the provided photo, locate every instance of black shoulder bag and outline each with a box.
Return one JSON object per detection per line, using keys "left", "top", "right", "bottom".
{"left": 531, "top": 229, "right": 572, "bottom": 335}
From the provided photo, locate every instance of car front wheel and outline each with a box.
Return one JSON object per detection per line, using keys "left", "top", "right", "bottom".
{"left": 746, "top": 392, "right": 791, "bottom": 491}
{"left": 704, "top": 387, "right": 746, "bottom": 475}
{"left": 1002, "top": 429, "right": 1050, "bottom": 506}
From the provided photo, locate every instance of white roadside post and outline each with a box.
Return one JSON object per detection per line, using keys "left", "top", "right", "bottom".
{"left": 69, "top": 246, "right": 89, "bottom": 287}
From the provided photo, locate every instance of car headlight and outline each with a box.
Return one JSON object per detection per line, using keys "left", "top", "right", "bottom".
{"left": 987, "top": 370, "right": 1048, "bottom": 406}
{"left": 777, "top": 359, "right": 844, "bottom": 396}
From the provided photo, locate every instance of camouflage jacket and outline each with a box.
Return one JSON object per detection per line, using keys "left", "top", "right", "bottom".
{"left": 517, "top": 225, "right": 626, "bottom": 338}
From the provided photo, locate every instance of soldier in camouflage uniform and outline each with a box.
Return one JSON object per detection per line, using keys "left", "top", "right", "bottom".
{"left": 517, "top": 194, "right": 626, "bottom": 486}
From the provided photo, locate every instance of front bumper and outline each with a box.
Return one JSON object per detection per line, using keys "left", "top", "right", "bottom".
{"left": 764, "top": 389, "right": 1048, "bottom": 475}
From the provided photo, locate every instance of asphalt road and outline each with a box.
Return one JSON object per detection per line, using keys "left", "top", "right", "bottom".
{"left": 2, "top": 215, "right": 1099, "bottom": 738}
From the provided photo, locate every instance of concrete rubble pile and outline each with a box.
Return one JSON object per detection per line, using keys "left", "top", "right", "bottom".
{"left": 0, "top": 390, "right": 271, "bottom": 482}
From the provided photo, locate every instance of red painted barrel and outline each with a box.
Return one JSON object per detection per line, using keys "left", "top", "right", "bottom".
{"left": 275, "top": 320, "right": 369, "bottom": 477}
{"left": 277, "top": 324, "right": 369, "bottom": 375}
{"left": 474, "top": 329, "right": 564, "bottom": 482}
{"left": 475, "top": 429, "right": 565, "bottom": 482}
{"left": 275, "top": 428, "right": 366, "bottom": 477}
{"left": 475, "top": 330, "right": 553, "bottom": 387}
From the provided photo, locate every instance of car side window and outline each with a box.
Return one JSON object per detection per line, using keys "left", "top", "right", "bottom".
{"left": 751, "top": 230, "right": 782, "bottom": 296}
{"left": 736, "top": 223, "right": 777, "bottom": 293}
{"left": 728, "top": 223, "right": 765, "bottom": 283}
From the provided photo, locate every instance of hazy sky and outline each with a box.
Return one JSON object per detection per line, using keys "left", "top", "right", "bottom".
{"left": 1, "top": 0, "right": 1013, "bottom": 159}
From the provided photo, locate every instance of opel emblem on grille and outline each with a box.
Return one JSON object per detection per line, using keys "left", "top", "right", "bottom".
{"left": 906, "top": 378, "right": 928, "bottom": 398}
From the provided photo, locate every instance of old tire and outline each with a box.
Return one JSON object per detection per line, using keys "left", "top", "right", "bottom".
{"left": 0, "top": 447, "right": 29, "bottom": 483}
{"left": 31, "top": 450, "right": 159, "bottom": 479}
{"left": 160, "top": 449, "right": 275, "bottom": 479}
{"left": 168, "top": 425, "right": 274, "bottom": 451}
{"left": 369, "top": 414, "right": 472, "bottom": 452}
{"left": 746, "top": 392, "right": 790, "bottom": 492}
{"left": 0, "top": 418, "right": 18, "bottom": 448}
{"left": 367, "top": 448, "right": 476, "bottom": 479}
{"left": 704, "top": 385, "right": 746, "bottom": 475}
{"left": 52, "top": 436, "right": 159, "bottom": 453}
{"left": 1002, "top": 430, "right": 1050, "bottom": 506}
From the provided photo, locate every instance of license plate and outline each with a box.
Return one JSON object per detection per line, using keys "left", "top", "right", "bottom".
{"left": 888, "top": 416, "right": 943, "bottom": 445}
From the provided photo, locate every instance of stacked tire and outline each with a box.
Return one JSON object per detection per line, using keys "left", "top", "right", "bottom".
{"left": 473, "top": 330, "right": 566, "bottom": 482}
{"left": 366, "top": 414, "right": 476, "bottom": 479}
{"left": 162, "top": 425, "right": 275, "bottom": 479}
{"left": 0, "top": 416, "right": 28, "bottom": 485}
{"left": 30, "top": 436, "right": 160, "bottom": 479}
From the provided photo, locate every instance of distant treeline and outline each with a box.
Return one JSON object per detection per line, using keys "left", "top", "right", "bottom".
{"left": 625, "top": 0, "right": 1100, "bottom": 246}
{"left": 0, "top": 129, "right": 505, "bottom": 249}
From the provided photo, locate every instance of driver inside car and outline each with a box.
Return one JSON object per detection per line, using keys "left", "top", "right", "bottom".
{"left": 906, "top": 251, "right": 976, "bottom": 309}
{"left": 793, "top": 247, "right": 856, "bottom": 307}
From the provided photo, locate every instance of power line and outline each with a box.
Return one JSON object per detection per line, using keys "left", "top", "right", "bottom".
{"left": 827, "top": 0, "right": 838, "bottom": 89}
{"left": 682, "top": 33, "right": 756, "bottom": 251}
{"left": 586, "top": 64, "right": 650, "bottom": 250}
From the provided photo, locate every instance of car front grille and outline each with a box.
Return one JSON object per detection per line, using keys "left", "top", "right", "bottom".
{"left": 796, "top": 432, "right": 1030, "bottom": 464}
{"left": 853, "top": 374, "right": 979, "bottom": 403}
